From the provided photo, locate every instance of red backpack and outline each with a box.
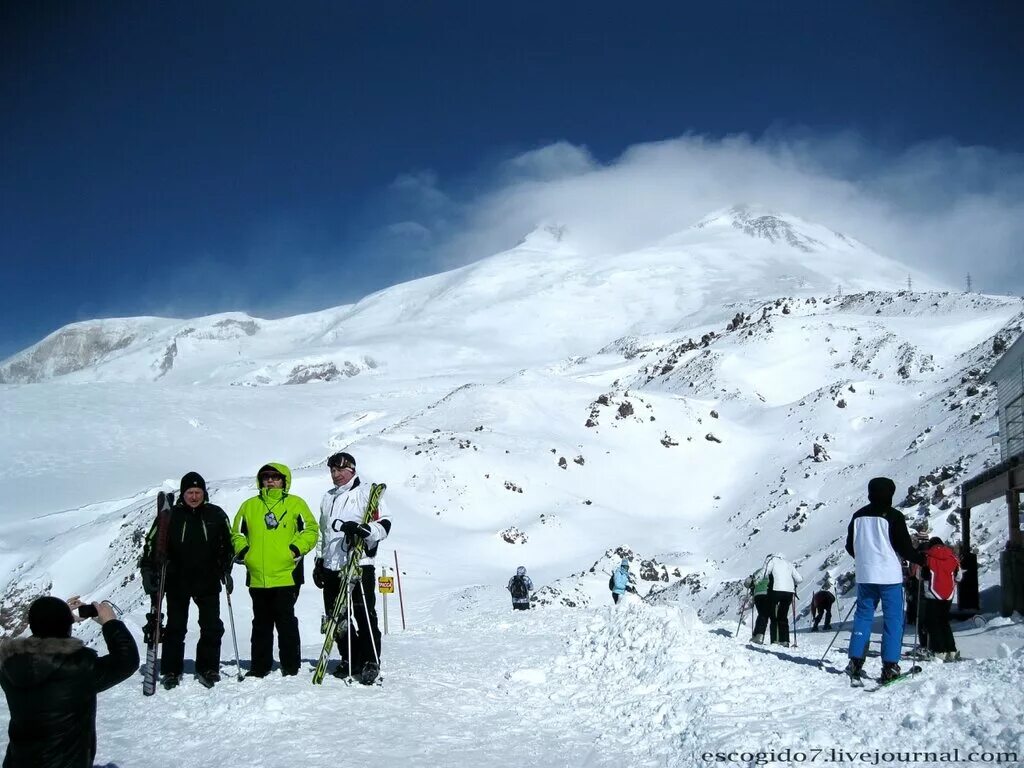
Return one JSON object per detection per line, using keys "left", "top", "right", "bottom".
{"left": 924, "top": 545, "right": 960, "bottom": 601}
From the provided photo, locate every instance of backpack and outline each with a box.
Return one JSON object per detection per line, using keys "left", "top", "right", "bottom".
{"left": 924, "top": 545, "right": 960, "bottom": 601}
{"left": 510, "top": 575, "right": 529, "bottom": 599}
{"left": 751, "top": 569, "right": 770, "bottom": 597}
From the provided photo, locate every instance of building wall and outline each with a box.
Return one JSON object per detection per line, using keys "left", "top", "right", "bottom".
{"left": 996, "top": 355, "right": 1024, "bottom": 461}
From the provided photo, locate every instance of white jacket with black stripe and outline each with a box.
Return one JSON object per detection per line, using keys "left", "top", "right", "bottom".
{"left": 316, "top": 475, "right": 391, "bottom": 570}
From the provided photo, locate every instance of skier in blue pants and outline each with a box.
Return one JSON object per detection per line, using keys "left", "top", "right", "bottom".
{"left": 845, "top": 477, "right": 925, "bottom": 683}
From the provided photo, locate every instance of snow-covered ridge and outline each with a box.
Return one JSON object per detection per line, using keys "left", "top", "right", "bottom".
{"left": 0, "top": 206, "right": 947, "bottom": 385}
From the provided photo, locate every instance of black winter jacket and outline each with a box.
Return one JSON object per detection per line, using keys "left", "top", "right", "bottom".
{"left": 0, "top": 620, "right": 139, "bottom": 768}
{"left": 142, "top": 502, "right": 233, "bottom": 595}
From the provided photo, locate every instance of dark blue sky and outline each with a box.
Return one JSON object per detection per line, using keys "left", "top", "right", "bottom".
{"left": 3, "top": 1, "right": 1022, "bottom": 358}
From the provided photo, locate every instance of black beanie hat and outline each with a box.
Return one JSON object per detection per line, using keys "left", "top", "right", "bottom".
{"left": 29, "top": 596, "right": 74, "bottom": 638}
{"left": 867, "top": 477, "right": 896, "bottom": 505}
{"left": 180, "top": 471, "right": 208, "bottom": 498}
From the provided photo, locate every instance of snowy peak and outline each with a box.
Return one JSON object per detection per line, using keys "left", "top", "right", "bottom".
{"left": 694, "top": 204, "right": 855, "bottom": 253}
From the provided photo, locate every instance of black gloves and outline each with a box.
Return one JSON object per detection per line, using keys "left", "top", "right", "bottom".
{"left": 141, "top": 568, "right": 159, "bottom": 596}
{"left": 233, "top": 546, "right": 249, "bottom": 564}
{"left": 290, "top": 545, "right": 302, "bottom": 566}
{"left": 313, "top": 558, "right": 327, "bottom": 589}
{"left": 223, "top": 572, "right": 234, "bottom": 595}
{"left": 340, "top": 521, "right": 372, "bottom": 539}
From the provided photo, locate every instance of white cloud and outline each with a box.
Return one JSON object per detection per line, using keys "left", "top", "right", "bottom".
{"left": 388, "top": 132, "right": 1024, "bottom": 295}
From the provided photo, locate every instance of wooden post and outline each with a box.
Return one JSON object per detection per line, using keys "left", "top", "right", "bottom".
{"left": 380, "top": 566, "right": 389, "bottom": 635}
{"left": 1008, "top": 487, "right": 1022, "bottom": 548}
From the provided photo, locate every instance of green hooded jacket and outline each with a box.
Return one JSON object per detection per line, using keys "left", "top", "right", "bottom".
{"left": 231, "top": 462, "right": 319, "bottom": 589}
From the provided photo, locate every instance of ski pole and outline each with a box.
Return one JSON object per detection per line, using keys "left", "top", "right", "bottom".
{"left": 818, "top": 600, "right": 857, "bottom": 666}
{"left": 791, "top": 596, "right": 798, "bottom": 648}
{"left": 358, "top": 575, "right": 380, "bottom": 666}
{"left": 912, "top": 578, "right": 923, "bottom": 659}
{"left": 735, "top": 596, "right": 749, "bottom": 637}
{"left": 224, "top": 582, "right": 243, "bottom": 682}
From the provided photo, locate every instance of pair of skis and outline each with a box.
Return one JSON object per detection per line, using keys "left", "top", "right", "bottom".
{"left": 311, "top": 482, "right": 386, "bottom": 685}
{"left": 849, "top": 665, "right": 923, "bottom": 691}
{"left": 142, "top": 491, "right": 174, "bottom": 696}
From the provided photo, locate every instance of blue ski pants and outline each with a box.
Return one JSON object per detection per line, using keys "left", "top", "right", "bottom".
{"left": 848, "top": 582, "right": 904, "bottom": 663}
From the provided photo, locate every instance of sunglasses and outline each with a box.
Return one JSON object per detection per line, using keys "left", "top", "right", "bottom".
{"left": 329, "top": 463, "right": 355, "bottom": 472}
{"left": 259, "top": 473, "right": 285, "bottom": 483}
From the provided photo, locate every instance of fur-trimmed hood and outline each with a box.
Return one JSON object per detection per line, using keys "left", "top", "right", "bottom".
{"left": 0, "top": 636, "right": 89, "bottom": 688}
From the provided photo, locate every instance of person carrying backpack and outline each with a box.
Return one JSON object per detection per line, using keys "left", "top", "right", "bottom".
{"left": 608, "top": 558, "right": 630, "bottom": 604}
{"left": 918, "top": 537, "right": 962, "bottom": 661}
{"left": 507, "top": 566, "right": 534, "bottom": 610}
{"left": 811, "top": 574, "right": 836, "bottom": 632}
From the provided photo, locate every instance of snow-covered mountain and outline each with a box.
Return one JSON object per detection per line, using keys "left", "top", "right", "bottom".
{"left": 3, "top": 207, "right": 1022, "bottom": 766}
{"left": 0, "top": 206, "right": 940, "bottom": 386}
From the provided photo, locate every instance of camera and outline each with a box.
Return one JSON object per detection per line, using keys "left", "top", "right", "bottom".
{"left": 77, "top": 604, "right": 98, "bottom": 618}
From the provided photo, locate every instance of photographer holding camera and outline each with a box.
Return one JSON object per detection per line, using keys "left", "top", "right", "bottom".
{"left": 0, "top": 595, "right": 138, "bottom": 768}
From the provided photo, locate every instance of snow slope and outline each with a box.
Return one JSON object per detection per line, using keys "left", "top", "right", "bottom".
{"left": 2, "top": 207, "right": 1023, "bottom": 767}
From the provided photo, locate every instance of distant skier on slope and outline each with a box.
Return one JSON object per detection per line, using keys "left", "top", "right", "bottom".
{"left": 810, "top": 574, "right": 836, "bottom": 632}
{"left": 609, "top": 558, "right": 630, "bottom": 604}
{"left": 314, "top": 451, "right": 392, "bottom": 684}
{"left": 507, "top": 566, "right": 534, "bottom": 610}
{"left": 140, "top": 472, "right": 233, "bottom": 690}
{"left": 845, "top": 477, "right": 925, "bottom": 683}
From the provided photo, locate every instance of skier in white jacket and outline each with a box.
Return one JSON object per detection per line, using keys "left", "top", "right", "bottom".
{"left": 753, "top": 553, "right": 802, "bottom": 646}
{"left": 312, "top": 451, "right": 391, "bottom": 684}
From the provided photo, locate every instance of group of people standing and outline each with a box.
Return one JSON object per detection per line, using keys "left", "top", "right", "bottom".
{"left": 744, "top": 553, "right": 803, "bottom": 647}
{"left": 140, "top": 451, "right": 391, "bottom": 690}
{"left": 743, "top": 477, "right": 964, "bottom": 683}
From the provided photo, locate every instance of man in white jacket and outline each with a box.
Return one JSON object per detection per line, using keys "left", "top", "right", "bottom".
{"left": 312, "top": 451, "right": 391, "bottom": 685}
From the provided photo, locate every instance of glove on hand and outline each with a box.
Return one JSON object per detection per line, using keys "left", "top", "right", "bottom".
{"left": 223, "top": 572, "right": 234, "bottom": 595}
{"left": 340, "top": 521, "right": 372, "bottom": 539}
{"left": 312, "top": 558, "right": 327, "bottom": 589}
{"left": 141, "top": 568, "right": 159, "bottom": 596}
{"left": 233, "top": 546, "right": 249, "bottom": 565}
{"left": 290, "top": 545, "right": 302, "bottom": 566}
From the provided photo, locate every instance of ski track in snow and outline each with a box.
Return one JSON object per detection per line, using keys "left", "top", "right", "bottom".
{"left": 4, "top": 597, "right": 1021, "bottom": 768}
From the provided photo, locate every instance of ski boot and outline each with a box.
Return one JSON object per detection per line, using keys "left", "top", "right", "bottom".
{"left": 359, "top": 662, "right": 379, "bottom": 686}
{"left": 880, "top": 662, "right": 901, "bottom": 683}
{"left": 196, "top": 670, "right": 220, "bottom": 689}
{"left": 845, "top": 657, "right": 867, "bottom": 685}
{"left": 160, "top": 673, "right": 181, "bottom": 690}
{"left": 751, "top": 633, "right": 765, "bottom": 645}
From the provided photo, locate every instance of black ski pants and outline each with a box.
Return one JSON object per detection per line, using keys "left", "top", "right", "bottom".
{"left": 249, "top": 586, "right": 300, "bottom": 674}
{"left": 322, "top": 565, "right": 381, "bottom": 674}
{"left": 161, "top": 589, "right": 223, "bottom": 676}
{"left": 922, "top": 598, "right": 957, "bottom": 653}
{"left": 812, "top": 591, "right": 835, "bottom": 629}
{"left": 751, "top": 594, "right": 771, "bottom": 638}
{"left": 768, "top": 590, "right": 794, "bottom": 644}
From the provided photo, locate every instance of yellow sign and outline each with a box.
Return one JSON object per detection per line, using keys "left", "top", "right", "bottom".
{"left": 378, "top": 576, "right": 395, "bottom": 594}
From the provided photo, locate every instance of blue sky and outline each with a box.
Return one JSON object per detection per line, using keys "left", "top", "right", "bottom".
{"left": 3, "top": 1, "right": 1023, "bottom": 359}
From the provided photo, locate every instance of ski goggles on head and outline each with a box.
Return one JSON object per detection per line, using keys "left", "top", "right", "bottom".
{"left": 327, "top": 452, "right": 355, "bottom": 471}
{"left": 264, "top": 512, "right": 280, "bottom": 530}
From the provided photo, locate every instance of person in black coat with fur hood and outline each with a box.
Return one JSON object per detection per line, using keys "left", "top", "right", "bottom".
{"left": 0, "top": 595, "right": 138, "bottom": 768}
{"left": 140, "top": 471, "right": 233, "bottom": 690}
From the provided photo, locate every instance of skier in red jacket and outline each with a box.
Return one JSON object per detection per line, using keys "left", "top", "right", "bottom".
{"left": 919, "top": 536, "right": 962, "bottom": 662}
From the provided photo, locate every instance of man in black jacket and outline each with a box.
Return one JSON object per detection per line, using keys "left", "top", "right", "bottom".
{"left": 141, "top": 471, "right": 233, "bottom": 689}
{"left": 0, "top": 595, "right": 138, "bottom": 768}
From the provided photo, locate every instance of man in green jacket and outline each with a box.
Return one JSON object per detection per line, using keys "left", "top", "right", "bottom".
{"left": 232, "top": 462, "right": 318, "bottom": 677}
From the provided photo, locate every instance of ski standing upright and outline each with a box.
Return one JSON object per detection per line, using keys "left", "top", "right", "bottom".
{"left": 142, "top": 491, "right": 174, "bottom": 696}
